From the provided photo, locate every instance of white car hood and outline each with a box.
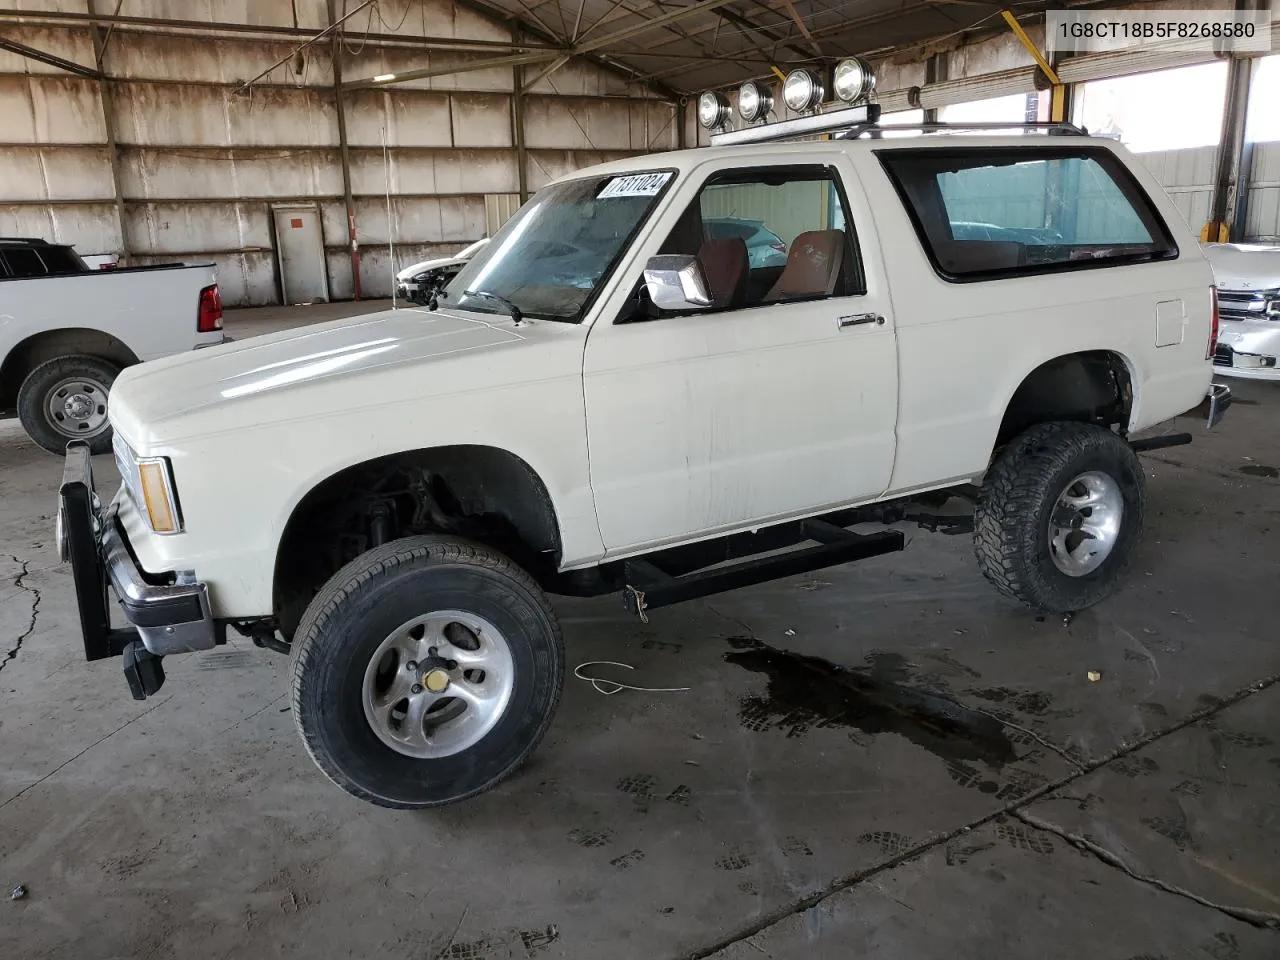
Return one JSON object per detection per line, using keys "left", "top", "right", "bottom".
{"left": 1204, "top": 243, "right": 1280, "bottom": 291}
{"left": 109, "top": 308, "right": 529, "bottom": 446}
{"left": 395, "top": 255, "right": 468, "bottom": 281}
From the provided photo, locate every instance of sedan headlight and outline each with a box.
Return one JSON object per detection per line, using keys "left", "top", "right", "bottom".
{"left": 114, "top": 435, "right": 183, "bottom": 534}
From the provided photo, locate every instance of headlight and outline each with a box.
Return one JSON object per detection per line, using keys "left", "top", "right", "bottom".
{"left": 114, "top": 435, "right": 184, "bottom": 534}
{"left": 1266, "top": 295, "right": 1280, "bottom": 318}
{"left": 783, "top": 68, "right": 824, "bottom": 112}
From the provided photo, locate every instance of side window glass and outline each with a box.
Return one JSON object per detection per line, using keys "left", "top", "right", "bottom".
{"left": 3, "top": 248, "right": 47, "bottom": 278}
{"left": 880, "top": 149, "right": 1176, "bottom": 280}
{"left": 649, "top": 166, "right": 864, "bottom": 315}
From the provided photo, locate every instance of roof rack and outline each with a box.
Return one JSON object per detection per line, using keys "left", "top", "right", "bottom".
{"left": 837, "top": 120, "right": 1089, "bottom": 140}
{"left": 708, "top": 104, "right": 1088, "bottom": 147}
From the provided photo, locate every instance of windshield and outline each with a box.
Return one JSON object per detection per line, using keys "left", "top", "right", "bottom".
{"left": 443, "top": 170, "right": 674, "bottom": 322}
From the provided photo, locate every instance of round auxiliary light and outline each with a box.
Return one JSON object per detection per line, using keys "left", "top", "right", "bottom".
{"left": 697, "top": 90, "right": 732, "bottom": 129}
{"left": 783, "top": 68, "right": 824, "bottom": 113}
{"left": 737, "top": 80, "right": 773, "bottom": 123}
{"left": 833, "top": 56, "right": 875, "bottom": 104}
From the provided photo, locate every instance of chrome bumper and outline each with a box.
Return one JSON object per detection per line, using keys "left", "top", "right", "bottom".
{"left": 58, "top": 441, "right": 217, "bottom": 673}
{"left": 101, "top": 515, "right": 216, "bottom": 656}
{"left": 1204, "top": 382, "right": 1231, "bottom": 429}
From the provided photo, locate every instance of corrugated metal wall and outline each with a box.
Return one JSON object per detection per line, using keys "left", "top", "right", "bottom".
{"left": 1244, "top": 142, "right": 1280, "bottom": 240}
{"left": 1138, "top": 146, "right": 1217, "bottom": 233}
{"left": 0, "top": 0, "right": 676, "bottom": 305}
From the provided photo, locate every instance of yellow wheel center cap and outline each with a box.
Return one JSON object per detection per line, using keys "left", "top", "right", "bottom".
{"left": 422, "top": 668, "right": 451, "bottom": 693}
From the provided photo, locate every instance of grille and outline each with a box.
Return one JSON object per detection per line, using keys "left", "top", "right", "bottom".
{"left": 1217, "top": 287, "right": 1278, "bottom": 322}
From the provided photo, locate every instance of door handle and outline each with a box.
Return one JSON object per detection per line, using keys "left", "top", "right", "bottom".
{"left": 838, "top": 312, "right": 884, "bottom": 329}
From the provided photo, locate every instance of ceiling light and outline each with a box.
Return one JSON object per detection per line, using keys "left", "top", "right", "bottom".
{"left": 833, "top": 57, "right": 875, "bottom": 104}
{"left": 737, "top": 81, "right": 773, "bottom": 123}
{"left": 782, "top": 68, "right": 824, "bottom": 113}
{"left": 697, "top": 91, "right": 732, "bottom": 129}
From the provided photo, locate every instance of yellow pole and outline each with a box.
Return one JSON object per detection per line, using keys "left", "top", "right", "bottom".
{"left": 1001, "top": 9, "right": 1067, "bottom": 122}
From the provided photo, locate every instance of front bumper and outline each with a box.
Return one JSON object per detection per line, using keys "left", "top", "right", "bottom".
{"left": 57, "top": 441, "right": 217, "bottom": 698}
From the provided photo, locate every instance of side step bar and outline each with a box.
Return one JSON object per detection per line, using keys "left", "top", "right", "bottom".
{"left": 622, "top": 521, "right": 905, "bottom": 622}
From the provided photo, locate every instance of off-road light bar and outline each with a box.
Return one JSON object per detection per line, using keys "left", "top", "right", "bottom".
{"left": 710, "top": 102, "right": 880, "bottom": 146}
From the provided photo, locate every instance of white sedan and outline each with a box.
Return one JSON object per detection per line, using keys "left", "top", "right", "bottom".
{"left": 395, "top": 238, "right": 489, "bottom": 305}
{"left": 1205, "top": 242, "right": 1280, "bottom": 381}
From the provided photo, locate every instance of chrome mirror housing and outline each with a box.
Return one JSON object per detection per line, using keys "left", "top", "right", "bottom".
{"left": 643, "top": 255, "right": 713, "bottom": 311}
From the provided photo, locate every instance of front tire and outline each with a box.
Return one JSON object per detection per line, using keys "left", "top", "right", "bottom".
{"left": 974, "top": 421, "right": 1145, "bottom": 613}
{"left": 17, "top": 355, "right": 120, "bottom": 455}
{"left": 290, "top": 535, "right": 564, "bottom": 809}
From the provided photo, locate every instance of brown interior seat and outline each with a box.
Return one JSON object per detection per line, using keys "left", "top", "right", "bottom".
{"left": 763, "top": 230, "right": 845, "bottom": 303}
{"left": 696, "top": 237, "right": 748, "bottom": 309}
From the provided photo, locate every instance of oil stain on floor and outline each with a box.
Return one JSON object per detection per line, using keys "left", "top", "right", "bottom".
{"left": 723, "top": 637, "right": 1017, "bottom": 766}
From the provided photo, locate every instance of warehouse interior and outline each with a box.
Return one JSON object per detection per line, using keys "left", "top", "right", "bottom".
{"left": 3, "top": 1, "right": 1280, "bottom": 958}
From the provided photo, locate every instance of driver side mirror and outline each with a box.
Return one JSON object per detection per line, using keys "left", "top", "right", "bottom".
{"left": 643, "top": 255, "right": 713, "bottom": 311}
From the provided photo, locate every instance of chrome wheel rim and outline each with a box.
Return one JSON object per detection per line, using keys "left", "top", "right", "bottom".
{"left": 361, "top": 610, "right": 514, "bottom": 759}
{"left": 1048, "top": 470, "right": 1124, "bottom": 577}
{"left": 46, "top": 375, "right": 110, "bottom": 439}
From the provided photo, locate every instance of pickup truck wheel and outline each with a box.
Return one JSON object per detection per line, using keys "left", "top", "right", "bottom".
{"left": 974, "top": 422, "right": 1145, "bottom": 614}
{"left": 17, "top": 355, "right": 120, "bottom": 455}
{"left": 290, "top": 535, "right": 564, "bottom": 809}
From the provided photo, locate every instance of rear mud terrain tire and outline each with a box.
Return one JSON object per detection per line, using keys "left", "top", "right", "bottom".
{"left": 974, "top": 421, "right": 1145, "bottom": 614}
{"left": 291, "top": 535, "right": 564, "bottom": 808}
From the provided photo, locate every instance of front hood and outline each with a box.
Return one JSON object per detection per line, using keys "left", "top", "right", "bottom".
{"left": 396, "top": 256, "right": 466, "bottom": 281}
{"left": 1204, "top": 243, "right": 1280, "bottom": 291}
{"left": 109, "top": 307, "right": 525, "bottom": 446}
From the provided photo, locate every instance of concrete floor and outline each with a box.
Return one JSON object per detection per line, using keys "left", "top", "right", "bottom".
{"left": 2, "top": 305, "right": 1279, "bottom": 958}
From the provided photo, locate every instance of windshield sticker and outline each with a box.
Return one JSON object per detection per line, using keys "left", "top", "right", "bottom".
{"left": 597, "top": 172, "right": 672, "bottom": 199}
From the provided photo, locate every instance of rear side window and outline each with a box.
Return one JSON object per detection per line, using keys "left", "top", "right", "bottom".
{"left": 878, "top": 147, "right": 1177, "bottom": 282}
{"left": 39, "top": 246, "right": 88, "bottom": 274}
{"left": 2, "top": 248, "right": 47, "bottom": 277}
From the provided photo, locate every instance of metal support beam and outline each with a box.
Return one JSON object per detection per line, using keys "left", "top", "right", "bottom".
{"left": 0, "top": 7, "right": 560, "bottom": 51}
{"left": 1000, "top": 9, "right": 1060, "bottom": 86}
{"left": 86, "top": 0, "right": 127, "bottom": 262}
{"left": 346, "top": 49, "right": 560, "bottom": 89}
{"left": 512, "top": 26, "right": 530, "bottom": 205}
{"left": 454, "top": 0, "right": 679, "bottom": 101}
{"left": 522, "top": 53, "right": 571, "bottom": 93}
{"left": 1232, "top": 59, "right": 1259, "bottom": 241}
{"left": 0, "top": 35, "right": 101, "bottom": 78}
{"left": 327, "top": 0, "right": 361, "bottom": 300}
{"left": 1207, "top": 52, "right": 1253, "bottom": 242}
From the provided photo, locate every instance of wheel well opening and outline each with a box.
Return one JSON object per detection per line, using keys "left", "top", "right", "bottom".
{"left": 996, "top": 351, "right": 1133, "bottom": 449}
{"left": 272, "top": 446, "right": 562, "bottom": 640}
{"left": 0, "top": 329, "right": 138, "bottom": 409}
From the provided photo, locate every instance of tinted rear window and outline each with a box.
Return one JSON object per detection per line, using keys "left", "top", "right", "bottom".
{"left": 0, "top": 245, "right": 87, "bottom": 277}
{"left": 2, "top": 248, "right": 47, "bottom": 277}
{"left": 878, "top": 147, "right": 1177, "bottom": 282}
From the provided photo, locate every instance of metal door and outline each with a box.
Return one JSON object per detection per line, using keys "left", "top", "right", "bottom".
{"left": 272, "top": 204, "right": 329, "bottom": 304}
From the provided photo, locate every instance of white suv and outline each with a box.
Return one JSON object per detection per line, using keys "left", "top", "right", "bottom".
{"left": 58, "top": 116, "right": 1230, "bottom": 809}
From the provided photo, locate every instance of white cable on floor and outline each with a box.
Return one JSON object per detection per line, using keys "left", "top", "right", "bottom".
{"left": 573, "top": 661, "right": 691, "bottom": 696}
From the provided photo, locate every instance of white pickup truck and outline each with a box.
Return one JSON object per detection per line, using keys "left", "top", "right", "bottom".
{"left": 0, "top": 238, "right": 224, "bottom": 453}
{"left": 57, "top": 115, "right": 1230, "bottom": 809}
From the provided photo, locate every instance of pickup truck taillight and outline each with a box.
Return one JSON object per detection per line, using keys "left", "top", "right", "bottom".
{"left": 1207, "top": 286, "right": 1219, "bottom": 360}
{"left": 198, "top": 284, "right": 223, "bottom": 333}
